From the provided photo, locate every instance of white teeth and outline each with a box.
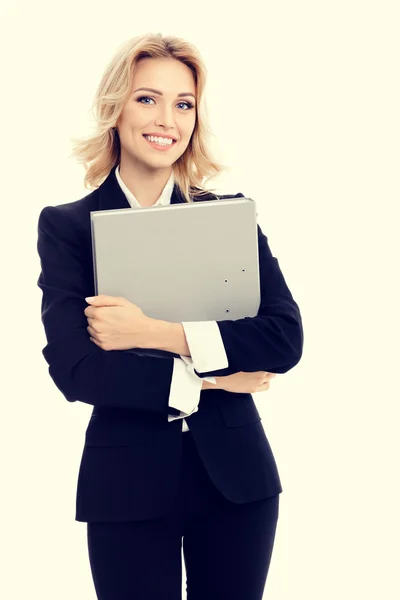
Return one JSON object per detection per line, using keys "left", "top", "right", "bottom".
{"left": 144, "top": 135, "right": 174, "bottom": 146}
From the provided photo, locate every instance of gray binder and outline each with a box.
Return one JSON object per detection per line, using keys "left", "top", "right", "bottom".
{"left": 90, "top": 197, "right": 261, "bottom": 324}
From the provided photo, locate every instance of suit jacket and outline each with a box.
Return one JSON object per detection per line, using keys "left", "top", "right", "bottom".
{"left": 37, "top": 166, "right": 304, "bottom": 522}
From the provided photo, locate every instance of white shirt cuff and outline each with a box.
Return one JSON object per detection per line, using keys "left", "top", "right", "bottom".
{"left": 167, "top": 358, "right": 202, "bottom": 422}
{"left": 180, "top": 321, "right": 228, "bottom": 374}
{"left": 180, "top": 355, "right": 216, "bottom": 384}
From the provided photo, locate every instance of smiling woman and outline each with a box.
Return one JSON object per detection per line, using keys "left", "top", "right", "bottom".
{"left": 36, "top": 31, "right": 300, "bottom": 600}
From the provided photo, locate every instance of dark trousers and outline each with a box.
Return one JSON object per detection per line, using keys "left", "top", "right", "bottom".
{"left": 87, "top": 430, "right": 280, "bottom": 600}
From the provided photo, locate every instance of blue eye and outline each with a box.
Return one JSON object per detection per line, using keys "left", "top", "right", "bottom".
{"left": 137, "top": 96, "right": 194, "bottom": 110}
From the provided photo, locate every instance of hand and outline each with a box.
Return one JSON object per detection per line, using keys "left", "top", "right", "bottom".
{"left": 205, "top": 371, "right": 276, "bottom": 393}
{"left": 84, "top": 294, "right": 152, "bottom": 351}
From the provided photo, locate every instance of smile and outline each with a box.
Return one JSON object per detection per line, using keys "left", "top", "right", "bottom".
{"left": 143, "top": 135, "right": 177, "bottom": 151}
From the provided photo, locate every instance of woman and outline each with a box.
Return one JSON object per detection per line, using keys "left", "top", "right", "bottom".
{"left": 37, "top": 32, "right": 303, "bottom": 600}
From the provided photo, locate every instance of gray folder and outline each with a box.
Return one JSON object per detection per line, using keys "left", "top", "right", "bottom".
{"left": 90, "top": 196, "right": 261, "bottom": 325}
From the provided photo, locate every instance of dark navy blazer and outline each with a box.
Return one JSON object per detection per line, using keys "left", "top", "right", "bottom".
{"left": 37, "top": 167, "right": 304, "bottom": 523}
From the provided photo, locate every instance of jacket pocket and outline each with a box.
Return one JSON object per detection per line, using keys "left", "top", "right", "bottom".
{"left": 217, "top": 393, "right": 262, "bottom": 427}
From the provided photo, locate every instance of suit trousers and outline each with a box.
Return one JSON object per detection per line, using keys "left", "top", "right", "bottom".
{"left": 86, "top": 429, "right": 280, "bottom": 600}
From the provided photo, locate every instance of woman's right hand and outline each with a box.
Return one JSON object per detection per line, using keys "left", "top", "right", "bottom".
{"left": 204, "top": 371, "right": 276, "bottom": 394}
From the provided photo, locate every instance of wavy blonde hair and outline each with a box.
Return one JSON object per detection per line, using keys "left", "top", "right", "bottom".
{"left": 69, "top": 32, "right": 229, "bottom": 203}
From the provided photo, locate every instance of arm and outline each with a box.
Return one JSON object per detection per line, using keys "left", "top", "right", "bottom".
{"left": 37, "top": 205, "right": 176, "bottom": 419}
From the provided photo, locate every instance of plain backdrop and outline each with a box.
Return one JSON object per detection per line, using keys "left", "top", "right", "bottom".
{"left": 1, "top": 1, "right": 399, "bottom": 598}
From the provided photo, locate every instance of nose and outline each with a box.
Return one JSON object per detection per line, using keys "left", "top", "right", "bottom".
{"left": 155, "top": 108, "right": 175, "bottom": 130}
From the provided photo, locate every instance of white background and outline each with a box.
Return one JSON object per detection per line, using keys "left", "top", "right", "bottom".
{"left": 1, "top": 1, "right": 399, "bottom": 598}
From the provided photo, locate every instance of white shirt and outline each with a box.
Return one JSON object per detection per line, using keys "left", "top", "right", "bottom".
{"left": 114, "top": 165, "right": 228, "bottom": 431}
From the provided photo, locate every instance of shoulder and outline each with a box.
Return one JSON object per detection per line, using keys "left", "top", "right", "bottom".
{"left": 40, "top": 187, "right": 98, "bottom": 215}
{"left": 37, "top": 189, "right": 98, "bottom": 239}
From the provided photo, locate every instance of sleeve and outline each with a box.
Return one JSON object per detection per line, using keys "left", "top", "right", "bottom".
{"left": 187, "top": 215, "right": 304, "bottom": 379}
{"left": 180, "top": 321, "right": 228, "bottom": 373}
{"left": 37, "top": 205, "right": 178, "bottom": 419}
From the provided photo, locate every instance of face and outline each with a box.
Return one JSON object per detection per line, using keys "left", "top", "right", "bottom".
{"left": 116, "top": 57, "right": 197, "bottom": 174}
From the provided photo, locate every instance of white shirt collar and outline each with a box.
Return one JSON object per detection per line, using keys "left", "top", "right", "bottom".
{"left": 114, "top": 165, "right": 175, "bottom": 207}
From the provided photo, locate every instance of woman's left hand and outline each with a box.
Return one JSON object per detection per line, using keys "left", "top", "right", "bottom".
{"left": 84, "top": 295, "right": 152, "bottom": 351}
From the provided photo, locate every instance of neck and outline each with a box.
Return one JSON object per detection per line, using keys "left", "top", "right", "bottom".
{"left": 118, "top": 158, "right": 172, "bottom": 207}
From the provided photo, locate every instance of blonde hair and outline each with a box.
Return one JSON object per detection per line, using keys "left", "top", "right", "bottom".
{"left": 69, "top": 32, "right": 229, "bottom": 202}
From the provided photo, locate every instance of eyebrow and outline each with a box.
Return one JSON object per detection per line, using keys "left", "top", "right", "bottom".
{"left": 133, "top": 87, "right": 195, "bottom": 99}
